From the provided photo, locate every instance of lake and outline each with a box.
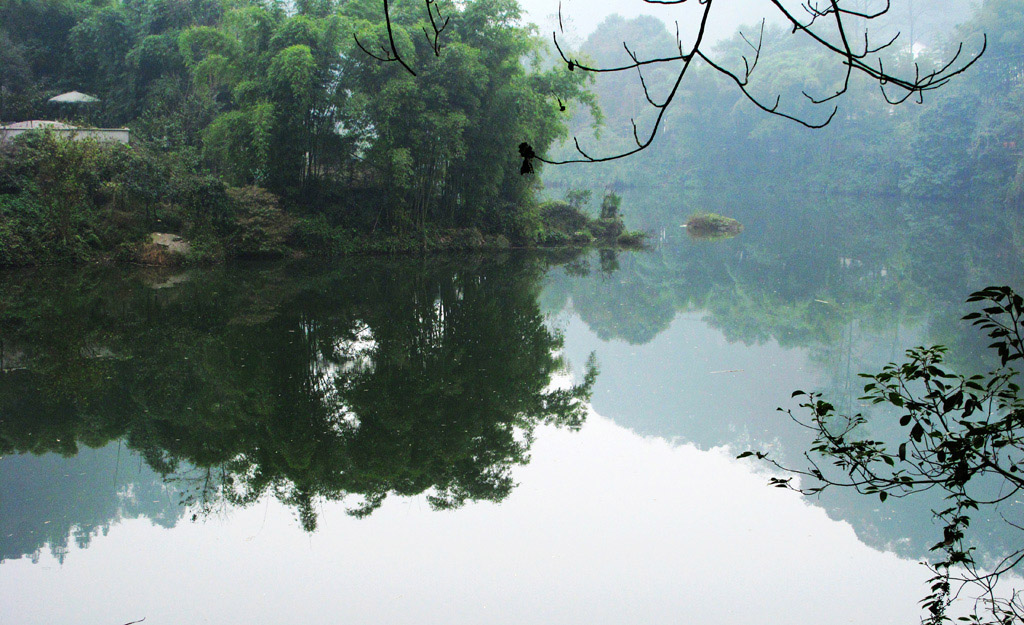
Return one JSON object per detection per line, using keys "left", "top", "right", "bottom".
{"left": 2, "top": 191, "right": 1022, "bottom": 624}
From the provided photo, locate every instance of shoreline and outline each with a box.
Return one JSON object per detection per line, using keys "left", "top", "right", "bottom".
{"left": 0, "top": 232, "right": 648, "bottom": 270}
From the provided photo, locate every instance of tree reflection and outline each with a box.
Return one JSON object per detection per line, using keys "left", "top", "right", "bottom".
{"left": 539, "top": 191, "right": 1024, "bottom": 565}
{"left": 545, "top": 190, "right": 1023, "bottom": 360}
{"left": 0, "top": 255, "right": 596, "bottom": 536}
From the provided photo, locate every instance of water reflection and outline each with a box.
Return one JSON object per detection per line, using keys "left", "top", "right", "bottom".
{"left": 1, "top": 415, "right": 932, "bottom": 625}
{"left": 545, "top": 192, "right": 1023, "bottom": 565}
{"left": 0, "top": 254, "right": 594, "bottom": 557}
{"left": 0, "top": 445, "right": 181, "bottom": 564}
{"left": 2, "top": 191, "right": 1022, "bottom": 623}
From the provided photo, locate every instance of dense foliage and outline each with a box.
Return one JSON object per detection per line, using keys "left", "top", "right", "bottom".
{"left": 0, "top": 130, "right": 234, "bottom": 264}
{"left": 0, "top": 0, "right": 594, "bottom": 264}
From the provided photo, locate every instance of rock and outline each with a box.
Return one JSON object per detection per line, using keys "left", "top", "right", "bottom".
{"left": 150, "top": 232, "right": 191, "bottom": 254}
{"left": 136, "top": 232, "right": 191, "bottom": 266}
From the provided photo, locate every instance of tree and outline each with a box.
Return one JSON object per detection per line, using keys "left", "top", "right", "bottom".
{"left": 0, "top": 31, "right": 33, "bottom": 121}
{"left": 341, "top": 0, "right": 595, "bottom": 235}
{"left": 741, "top": 286, "right": 1024, "bottom": 624}
{"left": 68, "top": 6, "right": 137, "bottom": 124}
{"left": 368, "top": 0, "right": 986, "bottom": 166}
{"left": 565, "top": 187, "right": 591, "bottom": 210}
{"left": 175, "top": 7, "right": 349, "bottom": 192}
{"left": 900, "top": 0, "right": 1024, "bottom": 201}
{"left": 599, "top": 191, "right": 620, "bottom": 220}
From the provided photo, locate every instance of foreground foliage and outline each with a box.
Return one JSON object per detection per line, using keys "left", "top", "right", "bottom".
{"left": 743, "top": 286, "right": 1024, "bottom": 623}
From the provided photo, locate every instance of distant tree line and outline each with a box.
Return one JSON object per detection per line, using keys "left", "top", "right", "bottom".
{"left": 547, "top": 1, "right": 1023, "bottom": 205}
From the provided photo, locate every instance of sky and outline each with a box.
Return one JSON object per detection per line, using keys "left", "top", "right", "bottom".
{"left": 517, "top": 0, "right": 784, "bottom": 43}
{"left": 515, "top": 0, "right": 975, "bottom": 48}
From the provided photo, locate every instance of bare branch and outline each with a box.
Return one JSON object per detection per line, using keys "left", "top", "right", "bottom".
{"left": 537, "top": 0, "right": 983, "bottom": 165}
{"left": 537, "top": 0, "right": 715, "bottom": 165}
{"left": 362, "top": 0, "right": 986, "bottom": 168}
{"left": 356, "top": 0, "right": 418, "bottom": 76}
{"left": 423, "top": 0, "right": 449, "bottom": 57}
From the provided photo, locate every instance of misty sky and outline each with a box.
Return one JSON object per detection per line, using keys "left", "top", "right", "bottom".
{"left": 515, "top": 0, "right": 974, "bottom": 48}
{"left": 517, "top": 0, "right": 783, "bottom": 43}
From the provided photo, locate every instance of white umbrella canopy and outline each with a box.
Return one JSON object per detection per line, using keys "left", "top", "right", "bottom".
{"left": 48, "top": 91, "right": 100, "bottom": 104}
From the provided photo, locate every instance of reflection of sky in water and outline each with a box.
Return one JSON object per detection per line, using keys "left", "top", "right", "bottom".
{"left": 550, "top": 275, "right": 1021, "bottom": 564}
{"left": 3, "top": 212, "right": 1023, "bottom": 623}
{"left": 2, "top": 414, "right": 928, "bottom": 625}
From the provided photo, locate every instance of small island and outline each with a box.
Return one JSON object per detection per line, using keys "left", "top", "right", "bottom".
{"left": 685, "top": 212, "right": 744, "bottom": 241}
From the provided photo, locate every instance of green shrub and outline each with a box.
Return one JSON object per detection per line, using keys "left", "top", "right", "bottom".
{"left": 0, "top": 132, "right": 149, "bottom": 264}
{"left": 480, "top": 201, "right": 541, "bottom": 246}
{"left": 184, "top": 234, "right": 226, "bottom": 264}
{"left": 540, "top": 230, "right": 571, "bottom": 246}
{"left": 540, "top": 200, "right": 590, "bottom": 234}
{"left": 293, "top": 214, "right": 353, "bottom": 255}
{"left": 571, "top": 230, "right": 595, "bottom": 245}
{"left": 224, "top": 186, "right": 295, "bottom": 258}
{"left": 446, "top": 228, "right": 486, "bottom": 250}
{"left": 0, "top": 130, "right": 241, "bottom": 266}
{"left": 617, "top": 231, "right": 647, "bottom": 247}
{"left": 685, "top": 212, "right": 743, "bottom": 240}
{"left": 484, "top": 234, "right": 511, "bottom": 249}
{"left": 565, "top": 188, "right": 592, "bottom": 210}
{"left": 176, "top": 173, "right": 232, "bottom": 235}
{"left": 586, "top": 218, "right": 625, "bottom": 240}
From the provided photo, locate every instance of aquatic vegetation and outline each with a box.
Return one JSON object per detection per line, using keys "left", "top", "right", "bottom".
{"left": 539, "top": 199, "right": 642, "bottom": 248}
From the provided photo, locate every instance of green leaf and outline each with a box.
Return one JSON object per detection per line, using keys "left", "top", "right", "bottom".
{"left": 942, "top": 391, "right": 963, "bottom": 413}
{"left": 911, "top": 422, "right": 925, "bottom": 442}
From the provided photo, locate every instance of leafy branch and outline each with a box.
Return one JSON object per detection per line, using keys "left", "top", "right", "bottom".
{"left": 740, "top": 286, "right": 1024, "bottom": 624}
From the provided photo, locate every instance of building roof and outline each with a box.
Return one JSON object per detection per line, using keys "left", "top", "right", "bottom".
{"left": 48, "top": 91, "right": 100, "bottom": 103}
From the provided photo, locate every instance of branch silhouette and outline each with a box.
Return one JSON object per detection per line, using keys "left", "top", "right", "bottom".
{"left": 362, "top": 0, "right": 986, "bottom": 166}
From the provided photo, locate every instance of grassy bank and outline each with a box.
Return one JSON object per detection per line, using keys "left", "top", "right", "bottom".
{"left": 0, "top": 133, "right": 646, "bottom": 268}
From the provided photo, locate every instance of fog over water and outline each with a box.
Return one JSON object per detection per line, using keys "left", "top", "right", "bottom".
{"left": 0, "top": 0, "right": 1019, "bottom": 621}
{"left": 2, "top": 202, "right": 1021, "bottom": 622}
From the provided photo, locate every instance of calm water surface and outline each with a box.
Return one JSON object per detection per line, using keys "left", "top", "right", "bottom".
{"left": 2, "top": 194, "right": 1022, "bottom": 623}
